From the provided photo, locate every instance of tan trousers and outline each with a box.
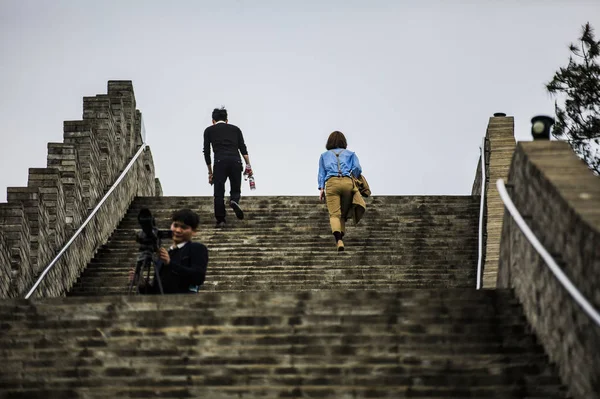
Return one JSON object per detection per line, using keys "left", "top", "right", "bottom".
{"left": 325, "top": 176, "right": 354, "bottom": 233}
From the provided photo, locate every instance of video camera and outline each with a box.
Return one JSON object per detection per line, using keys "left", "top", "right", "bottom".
{"left": 135, "top": 208, "right": 173, "bottom": 252}
{"left": 130, "top": 208, "right": 172, "bottom": 295}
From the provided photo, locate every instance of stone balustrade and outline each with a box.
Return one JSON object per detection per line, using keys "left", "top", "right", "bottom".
{"left": 498, "top": 141, "right": 600, "bottom": 399}
{"left": 471, "top": 114, "right": 516, "bottom": 288}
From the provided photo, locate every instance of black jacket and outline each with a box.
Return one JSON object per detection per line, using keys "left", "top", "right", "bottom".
{"left": 145, "top": 241, "right": 208, "bottom": 294}
{"left": 203, "top": 123, "right": 248, "bottom": 165}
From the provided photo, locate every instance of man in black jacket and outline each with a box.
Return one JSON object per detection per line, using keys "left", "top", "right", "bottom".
{"left": 130, "top": 209, "right": 208, "bottom": 294}
{"left": 203, "top": 107, "right": 253, "bottom": 228}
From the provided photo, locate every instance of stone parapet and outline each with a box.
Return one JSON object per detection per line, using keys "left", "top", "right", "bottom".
{"left": 27, "top": 168, "right": 67, "bottom": 249}
{"left": 155, "top": 178, "right": 163, "bottom": 197}
{"left": 0, "top": 81, "right": 162, "bottom": 298}
{"left": 6, "top": 186, "right": 51, "bottom": 277}
{"left": 31, "top": 145, "right": 157, "bottom": 298}
{"left": 63, "top": 121, "right": 103, "bottom": 208}
{"left": 471, "top": 115, "right": 516, "bottom": 288}
{"left": 46, "top": 143, "right": 85, "bottom": 235}
{"left": 498, "top": 141, "right": 600, "bottom": 399}
{"left": 81, "top": 95, "right": 117, "bottom": 188}
{"left": 0, "top": 203, "right": 31, "bottom": 297}
{"left": 0, "top": 231, "right": 9, "bottom": 297}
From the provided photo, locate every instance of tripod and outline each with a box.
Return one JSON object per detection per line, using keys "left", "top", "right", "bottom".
{"left": 128, "top": 249, "right": 164, "bottom": 295}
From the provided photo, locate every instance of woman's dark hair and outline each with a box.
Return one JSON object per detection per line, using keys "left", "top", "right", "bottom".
{"left": 172, "top": 209, "right": 200, "bottom": 230}
{"left": 212, "top": 107, "right": 228, "bottom": 122}
{"left": 325, "top": 131, "right": 348, "bottom": 150}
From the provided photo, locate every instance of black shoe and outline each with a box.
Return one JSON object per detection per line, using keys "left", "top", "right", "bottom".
{"left": 230, "top": 201, "right": 244, "bottom": 220}
{"left": 215, "top": 221, "right": 226, "bottom": 228}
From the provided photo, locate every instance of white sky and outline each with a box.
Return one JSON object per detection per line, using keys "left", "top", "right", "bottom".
{"left": 1, "top": 1, "right": 599, "bottom": 201}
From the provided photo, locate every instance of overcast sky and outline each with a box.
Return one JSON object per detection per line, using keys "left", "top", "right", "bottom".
{"left": 1, "top": 1, "right": 599, "bottom": 202}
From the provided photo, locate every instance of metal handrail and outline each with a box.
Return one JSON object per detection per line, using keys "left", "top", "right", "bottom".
{"left": 496, "top": 179, "right": 600, "bottom": 326}
{"left": 25, "top": 143, "right": 147, "bottom": 299}
{"left": 476, "top": 137, "right": 486, "bottom": 290}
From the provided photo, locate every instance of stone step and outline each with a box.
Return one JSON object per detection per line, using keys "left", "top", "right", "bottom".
{"left": 70, "top": 276, "right": 476, "bottom": 288}
{"left": 87, "top": 259, "right": 477, "bottom": 268}
{"left": 1, "top": 289, "right": 521, "bottom": 311}
{"left": 0, "top": 300, "right": 521, "bottom": 323}
{"left": 115, "top": 227, "right": 479, "bottom": 236}
{"left": 1, "top": 358, "right": 558, "bottom": 380}
{"left": 104, "top": 234, "right": 479, "bottom": 242}
{"left": 68, "top": 284, "right": 477, "bottom": 295}
{"left": 0, "top": 385, "right": 566, "bottom": 399}
{"left": 3, "top": 313, "right": 531, "bottom": 332}
{"left": 92, "top": 244, "right": 478, "bottom": 252}
{"left": 1, "top": 286, "right": 566, "bottom": 397}
{"left": 2, "top": 319, "right": 530, "bottom": 339}
{"left": 73, "top": 269, "right": 473, "bottom": 279}
{"left": 36, "top": 288, "right": 519, "bottom": 302}
{"left": 0, "top": 348, "right": 555, "bottom": 370}
{"left": 128, "top": 195, "right": 479, "bottom": 205}
{"left": 119, "top": 209, "right": 479, "bottom": 216}
{"left": 0, "top": 368, "right": 561, "bottom": 388}
{"left": 117, "top": 218, "right": 479, "bottom": 225}
{"left": 73, "top": 276, "right": 474, "bottom": 286}
{"left": 70, "top": 277, "right": 474, "bottom": 289}
{"left": 124, "top": 205, "right": 479, "bottom": 211}
{"left": 1, "top": 333, "right": 542, "bottom": 356}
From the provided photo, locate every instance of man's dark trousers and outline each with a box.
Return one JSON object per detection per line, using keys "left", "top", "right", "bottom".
{"left": 213, "top": 155, "right": 243, "bottom": 222}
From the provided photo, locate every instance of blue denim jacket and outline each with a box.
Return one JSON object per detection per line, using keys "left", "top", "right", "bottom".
{"left": 318, "top": 148, "right": 362, "bottom": 189}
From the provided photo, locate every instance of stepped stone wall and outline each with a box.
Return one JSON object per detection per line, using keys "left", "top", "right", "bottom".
{"left": 0, "top": 81, "right": 161, "bottom": 299}
{"left": 498, "top": 141, "right": 600, "bottom": 399}
{"left": 0, "top": 231, "right": 11, "bottom": 296}
{"left": 472, "top": 115, "right": 516, "bottom": 288}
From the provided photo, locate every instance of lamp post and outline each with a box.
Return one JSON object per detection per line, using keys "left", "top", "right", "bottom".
{"left": 531, "top": 115, "right": 555, "bottom": 140}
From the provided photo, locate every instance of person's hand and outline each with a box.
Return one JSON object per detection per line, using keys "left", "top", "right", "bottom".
{"left": 128, "top": 267, "right": 135, "bottom": 283}
{"left": 319, "top": 189, "right": 325, "bottom": 202}
{"left": 243, "top": 164, "right": 253, "bottom": 177}
{"left": 208, "top": 173, "right": 213, "bottom": 185}
{"left": 158, "top": 248, "right": 171, "bottom": 265}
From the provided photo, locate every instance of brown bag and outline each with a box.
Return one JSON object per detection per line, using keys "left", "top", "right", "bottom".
{"left": 352, "top": 174, "right": 371, "bottom": 198}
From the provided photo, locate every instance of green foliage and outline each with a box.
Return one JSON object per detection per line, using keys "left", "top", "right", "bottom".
{"left": 546, "top": 22, "right": 600, "bottom": 174}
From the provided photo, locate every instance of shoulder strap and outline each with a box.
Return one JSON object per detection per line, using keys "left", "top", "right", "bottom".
{"left": 331, "top": 150, "right": 345, "bottom": 176}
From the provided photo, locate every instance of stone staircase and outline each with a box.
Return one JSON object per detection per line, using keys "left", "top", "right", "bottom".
{"left": 0, "top": 196, "right": 569, "bottom": 398}
{"left": 69, "top": 196, "right": 479, "bottom": 295}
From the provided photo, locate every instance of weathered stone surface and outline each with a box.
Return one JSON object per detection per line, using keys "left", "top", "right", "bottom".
{"left": 63, "top": 123, "right": 103, "bottom": 209}
{"left": 68, "top": 195, "right": 480, "bottom": 295}
{"left": 0, "top": 290, "right": 568, "bottom": 398}
{"left": 498, "top": 141, "right": 600, "bottom": 399}
{"left": 0, "top": 231, "right": 11, "bottom": 297}
{"left": 28, "top": 168, "right": 67, "bottom": 250}
{"left": 6, "top": 186, "right": 51, "bottom": 278}
{"left": 154, "top": 178, "right": 163, "bottom": 197}
{"left": 31, "top": 145, "right": 157, "bottom": 298}
{"left": 0, "top": 203, "right": 31, "bottom": 297}
{"left": 47, "top": 143, "right": 85, "bottom": 235}
{"left": 471, "top": 115, "right": 516, "bottom": 288}
{"left": 0, "top": 81, "right": 162, "bottom": 298}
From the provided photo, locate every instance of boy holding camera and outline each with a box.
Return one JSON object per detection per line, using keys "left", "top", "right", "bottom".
{"left": 129, "top": 209, "right": 208, "bottom": 294}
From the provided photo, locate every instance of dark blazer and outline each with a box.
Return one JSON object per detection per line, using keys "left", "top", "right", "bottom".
{"left": 145, "top": 241, "right": 209, "bottom": 294}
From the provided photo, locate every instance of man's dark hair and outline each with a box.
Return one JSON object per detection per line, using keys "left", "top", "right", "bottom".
{"left": 172, "top": 209, "right": 200, "bottom": 230}
{"left": 325, "top": 131, "right": 348, "bottom": 150}
{"left": 212, "top": 107, "right": 228, "bottom": 122}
